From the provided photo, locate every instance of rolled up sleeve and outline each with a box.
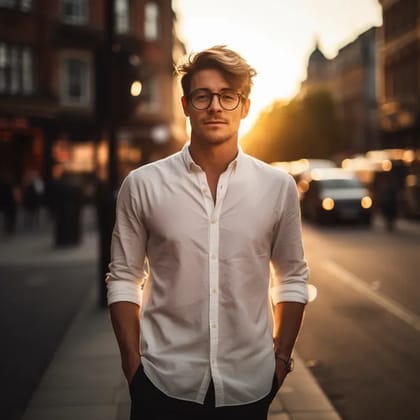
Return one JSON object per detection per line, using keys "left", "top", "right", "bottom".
{"left": 106, "top": 173, "right": 147, "bottom": 306}
{"left": 270, "top": 175, "right": 309, "bottom": 305}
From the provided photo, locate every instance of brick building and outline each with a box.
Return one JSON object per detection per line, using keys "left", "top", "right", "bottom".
{"left": 0, "top": 0, "right": 187, "bottom": 197}
{"left": 377, "top": 0, "right": 420, "bottom": 149}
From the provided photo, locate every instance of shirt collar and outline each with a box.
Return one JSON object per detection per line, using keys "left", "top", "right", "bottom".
{"left": 181, "top": 142, "right": 243, "bottom": 173}
{"left": 181, "top": 142, "right": 201, "bottom": 172}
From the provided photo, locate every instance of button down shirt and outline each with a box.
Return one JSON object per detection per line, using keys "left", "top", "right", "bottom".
{"left": 106, "top": 143, "right": 309, "bottom": 407}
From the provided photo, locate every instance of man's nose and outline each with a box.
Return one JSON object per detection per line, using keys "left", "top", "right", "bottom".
{"left": 208, "top": 94, "right": 222, "bottom": 111}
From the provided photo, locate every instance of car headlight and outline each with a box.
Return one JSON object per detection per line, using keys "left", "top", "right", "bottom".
{"left": 298, "top": 179, "right": 309, "bottom": 193}
{"left": 322, "top": 197, "right": 335, "bottom": 211}
{"left": 361, "top": 196, "right": 373, "bottom": 209}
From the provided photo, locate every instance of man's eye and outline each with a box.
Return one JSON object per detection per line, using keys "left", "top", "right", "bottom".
{"left": 222, "top": 93, "right": 236, "bottom": 101}
{"left": 195, "top": 94, "right": 209, "bottom": 101}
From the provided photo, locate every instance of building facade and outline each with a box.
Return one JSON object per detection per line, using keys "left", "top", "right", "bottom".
{"left": 300, "top": 28, "right": 379, "bottom": 155}
{"left": 0, "top": 0, "right": 187, "bottom": 199}
{"left": 377, "top": 0, "right": 420, "bottom": 149}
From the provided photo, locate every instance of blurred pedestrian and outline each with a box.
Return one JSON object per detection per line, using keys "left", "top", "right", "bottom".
{"left": 379, "top": 174, "right": 399, "bottom": 232}
{"left": 22, "top": 169, "right": 44, "bottom": 229}
{"left": 0, "top": 171, "right": 18, "bottom": 236}
{"left": 106, "top": 45, "right": 309, "bottom": 420}
{"left": 53, "top": 172, "right": 82, "bottom": 247}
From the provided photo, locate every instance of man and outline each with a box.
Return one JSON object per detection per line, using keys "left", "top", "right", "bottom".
{"left": 106, "top": 45, "right": 309, "bottom": 420}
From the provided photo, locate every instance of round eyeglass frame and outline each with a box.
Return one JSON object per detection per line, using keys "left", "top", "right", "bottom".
{"left": 188, "top": 89, "right": 245, "bottom": 111}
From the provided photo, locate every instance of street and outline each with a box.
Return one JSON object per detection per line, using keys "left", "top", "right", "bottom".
{"left": 0, "top": 261, "right": 96, "bottom": 420}
{"left": 296, "top": 217, "right": 420, "bottom": 420}
{"left": 0, "top": 211, "right": 98, "bottom": 420}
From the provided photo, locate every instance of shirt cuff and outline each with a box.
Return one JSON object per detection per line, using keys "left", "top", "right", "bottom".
{"left": 106, "top": 276, "right": 143, "bottom": 306}
{"left": 270, "top": 283, "right": 309, "bottom": 305}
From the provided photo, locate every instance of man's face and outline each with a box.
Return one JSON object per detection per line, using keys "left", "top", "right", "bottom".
{"left": 181, "top": 69, "right": 250, "bottom": 147}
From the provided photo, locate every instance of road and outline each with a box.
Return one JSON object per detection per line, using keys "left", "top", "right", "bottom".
{"left": 296, "top": 217, "right": 420, "bottom": 420}
{"left": 0, "top": 208, "right": 99, "bottom": 420}
{"left": 0, "top": 262, "right": 96, "bottom": 420}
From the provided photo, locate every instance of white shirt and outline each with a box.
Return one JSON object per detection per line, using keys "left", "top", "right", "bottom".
{"left": 107, "top": 143, "right": 309, "bottom": 407}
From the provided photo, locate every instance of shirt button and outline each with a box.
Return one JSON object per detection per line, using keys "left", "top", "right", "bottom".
{"left": 210, "top": 218, "right": 217, "bottom": 224}
{"left": 211, "top": 324, "right": 216, "bottom": 329}
{"left": 211, "top": 288, "right": 217, "bottom": 294}
{"left": 211, "top": 254, "right": 216, "bottom": 259}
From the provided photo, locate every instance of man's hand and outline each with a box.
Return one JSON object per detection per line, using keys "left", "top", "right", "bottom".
{"left": 122, "top": 352, "right": 142, "bottom": 384}
{"left": 272, "top": 301, "right": 305, "bottom": 389}
{"left": 109, "top": 302, "right": 142, "bottom": 385}
{"left": 274, "top": 357, "right": 290, "bottom": 390}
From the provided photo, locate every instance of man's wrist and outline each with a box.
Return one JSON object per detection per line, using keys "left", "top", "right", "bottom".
{"left": 121, "top": 349, "right": 141, "bottom": 357}
{"left": 275, "top": 353, "right": 294, "bottom": 373}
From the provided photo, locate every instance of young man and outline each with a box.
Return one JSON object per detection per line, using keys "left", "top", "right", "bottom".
{"left": 106, "top": 45, "right": 309, "bottom": 420}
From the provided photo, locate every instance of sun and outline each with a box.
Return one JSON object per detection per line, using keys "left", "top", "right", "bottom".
{"left": 237, "top": 45, "right": 304, "bottom": 137}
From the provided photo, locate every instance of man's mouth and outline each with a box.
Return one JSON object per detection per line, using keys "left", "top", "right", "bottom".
{"left": 204, "top": 120, "right": 226, "bottom": 125}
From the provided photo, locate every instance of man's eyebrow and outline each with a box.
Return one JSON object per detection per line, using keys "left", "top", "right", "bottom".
{"left": 193, "top": 88, "right": 236, "bottom": 92}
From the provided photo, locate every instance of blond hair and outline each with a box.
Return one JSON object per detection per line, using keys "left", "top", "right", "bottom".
{"left": 176, "top": 45, "right": 257, "bottom": 98}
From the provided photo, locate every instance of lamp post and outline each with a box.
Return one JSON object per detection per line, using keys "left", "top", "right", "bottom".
{"left": 105, "top": 0, "right": 118, "bottom": 191}
{"left": 96, "top": 0, "right": 118, "bottom": 308}
{"left": 97, "top": 0, "right": 145, "bottom": 307}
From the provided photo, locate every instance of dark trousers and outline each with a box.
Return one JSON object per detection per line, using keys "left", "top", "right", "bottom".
{"left": 129, "top": 366, "right": 278, "bottom": 420}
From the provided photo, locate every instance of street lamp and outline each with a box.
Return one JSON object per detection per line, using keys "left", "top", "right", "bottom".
{"left": 130, "top": 80, "right": 142, "bottom": 97}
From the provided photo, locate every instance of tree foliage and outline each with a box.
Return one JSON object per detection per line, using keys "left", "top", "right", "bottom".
{"left": 241, "top": 89, "right": 343, "bottom": 163}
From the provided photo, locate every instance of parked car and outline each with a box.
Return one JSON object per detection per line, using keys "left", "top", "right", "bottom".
{"left": 301, "top": 168, "right": 373, "bottom": 225}
{"left": 290, "top": 158, "right": 338, "bottom": 199}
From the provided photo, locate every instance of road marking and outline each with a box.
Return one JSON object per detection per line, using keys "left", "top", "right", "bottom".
{"left": 324, "top": 260, "right": 420, "bottom": 333}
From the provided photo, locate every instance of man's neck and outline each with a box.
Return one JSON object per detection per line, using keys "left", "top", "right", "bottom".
{"left": 189, "top": 139, "right": 238, "bottom": 177}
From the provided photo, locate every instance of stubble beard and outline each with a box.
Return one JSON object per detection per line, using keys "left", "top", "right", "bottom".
{"left": 195, "top": 124, "right": 236, "bottom": 147}
{"left": 201, "top": 132, "right": 232, "bottom": 146}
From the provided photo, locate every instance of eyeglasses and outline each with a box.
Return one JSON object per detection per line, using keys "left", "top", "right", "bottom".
{"left": 188, "top": 88, "right": 244, "bottom": 111}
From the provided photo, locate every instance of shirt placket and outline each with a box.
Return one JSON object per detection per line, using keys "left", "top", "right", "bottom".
{"left": 198, "top": 168, "right": 232, "bottom": 404}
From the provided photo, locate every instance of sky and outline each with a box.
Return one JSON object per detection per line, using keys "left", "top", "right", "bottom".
{"left": 173, "top": 0, "right": 383, "bottom": 136}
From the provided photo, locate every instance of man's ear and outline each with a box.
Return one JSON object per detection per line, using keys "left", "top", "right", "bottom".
{"left": 181, "top": 96, "right": 189, "bottom": 117}
{"left": 241, "top": 98, "right": 250, "bottom": 119}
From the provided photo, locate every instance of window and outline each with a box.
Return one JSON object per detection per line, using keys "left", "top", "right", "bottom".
{"left": 0, "top": 42, "right": 35, "bottom": 96}
{"left": 0, "top": 0, "right": 16, "bottom": 7}
{"left": 0, "top": 43, "right": 7, "bottom": 94}
{"left": 115, "top": 0, "right": 129, "bottom": 34}
{"left": 61, "top": 0, "right": 88, "bottom": 25}
{"left": 22, "top": 47, "right": 34, "bottom": 94}
{"left": 0, "top": 0, "right": 32, "bottom": 10}
{"left": 60, "top": 51, "right": 93, "bottom": 107}
{"left": 144, "top": 2, "right": 159, "bottom": 41}
{"left": 139, "top": 74, "right": 160, "bottom": 113}
{"left": 20, "top": 0, "right": 31, "bottom": 11}
{"left": 10, "top": 46, "right": 20, "bottom": 94}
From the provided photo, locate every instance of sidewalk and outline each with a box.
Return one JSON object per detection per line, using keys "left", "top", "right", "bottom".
{"left": 21, "top": 284, "right": 341, "bottom": 420}
{"left": 5, "top": 208, "right": 341, "bottom": 420}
